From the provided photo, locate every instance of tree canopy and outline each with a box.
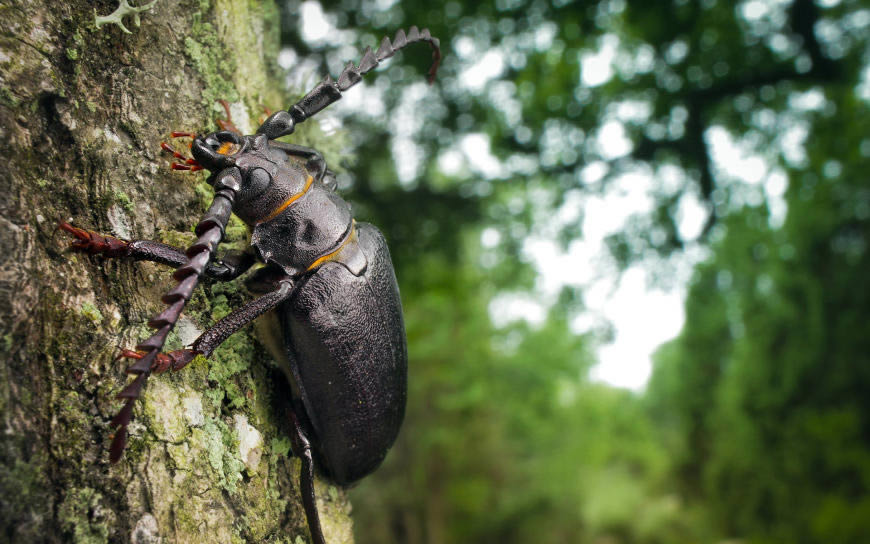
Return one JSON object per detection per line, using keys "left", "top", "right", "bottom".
{"left": 275, "top": 0, "right": 870, "bottom": 542}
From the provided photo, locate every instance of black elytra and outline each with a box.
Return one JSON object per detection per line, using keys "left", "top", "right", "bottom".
{"left": 62, "top": 27, "right": 441, "bottom": 544}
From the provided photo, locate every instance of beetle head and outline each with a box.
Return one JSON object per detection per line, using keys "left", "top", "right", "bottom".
{"left": 192, "top": 132, "right": 295, "bottom": 224}
{"left": 191, "top": 130, "right": 244, "bottom": 170}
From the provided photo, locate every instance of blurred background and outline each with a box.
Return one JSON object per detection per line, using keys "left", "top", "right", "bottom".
{"left": 278, "top": 0, "right": 870, "bottom": 542}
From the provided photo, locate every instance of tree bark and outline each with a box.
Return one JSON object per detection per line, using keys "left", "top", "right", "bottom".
{"left": 0, "top": 1, "right": 353, "bottom": 542}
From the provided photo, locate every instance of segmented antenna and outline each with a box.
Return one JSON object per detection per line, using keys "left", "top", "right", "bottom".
{"left": 257, "top": 26, "right": 441, "bottom": 139}
{"left": 109, "top": 179, "right": 238, "bottom": 462}
{"left": 294, "top": 26, "right": 440, "bottom": 124}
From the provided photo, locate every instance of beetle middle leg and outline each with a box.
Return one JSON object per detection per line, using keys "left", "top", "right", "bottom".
{"left": 116, "top": 276, "right": 296, "bottom": 367}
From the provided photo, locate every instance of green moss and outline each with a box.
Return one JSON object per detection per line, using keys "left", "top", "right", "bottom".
{"left": 183, "top": 12, "right": 239, "bottom": 110}
{"left": 66, "top": 48, "right": 78, "bottom": 61}
{"left": 58, "top": 488, "right": 111, "bottom": 544}
{"left": 0, "top": 85, "right": 20, "bottom": 108}
{"left": 157, "top": 228, "right": 195, "bottom": 249}
{"left": 270, "top": 436, "right": 292, "bottom": 457}
{"left": 0, "top": 455, "right": 52, "bottom": 536}
{"left": 79, "top": 302, "right": 103, "bottom": 324}
{"left": 202, "top": 419, "right": 245, "bottom": 493}
{"left": 113, "top": 190, "right": 134, "bottom": 211}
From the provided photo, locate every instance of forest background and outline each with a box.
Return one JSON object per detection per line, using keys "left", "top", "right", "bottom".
{"left": 288, "top": 0, "right": 870, "bottom": 543}
{"left": 0, "top": 0, "right": 867, "bottom": 543}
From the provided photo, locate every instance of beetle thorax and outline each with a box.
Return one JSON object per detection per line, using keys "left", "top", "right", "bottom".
{"left": 231, "top": 147, "right": 312, "bottom": 226}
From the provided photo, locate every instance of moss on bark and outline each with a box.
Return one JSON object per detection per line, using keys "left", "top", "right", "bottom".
{"left": 0, "top": 1, "right": 353, "bottom": 542}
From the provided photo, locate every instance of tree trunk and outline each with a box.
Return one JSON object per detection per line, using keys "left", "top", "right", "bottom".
{"left": 0, "top": 1, "right": 353, "bottom": 542}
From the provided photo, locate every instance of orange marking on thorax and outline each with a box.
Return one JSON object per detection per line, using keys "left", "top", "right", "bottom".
{"left": 306, "top": 222, "right": 357, "bottom": 272}
{"left": 257, "top": 175, "right": 314, "bottom": 224}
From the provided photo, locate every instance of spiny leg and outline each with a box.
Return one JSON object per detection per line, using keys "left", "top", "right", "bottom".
{"left": 113, "top": 278, "right": 295, "bottom": 459}
{"left": 109, "top": 176, "right": 239, "bottom": 462}
{"left": 116, "top": 278, "right": 294, "bottom": 370}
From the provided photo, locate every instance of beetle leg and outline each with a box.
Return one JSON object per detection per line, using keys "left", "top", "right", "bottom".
{"left": 59, "top": 222, "right": 256, "bottom": 281}
{"left": 216, "top": 99, "right": 242, "bottom": 135}
{"left": 189, "top": 279, "right": 295, "bottom": 358}
{"left": 243, "top": 262, "right": 291, "bottom": 294}
{"left": 268, "top": 142, "right": 330, "bottom": 184}
{"left": 115, "top": 348, "right": 197, "bottom": 374}
{"left": 116, "top": 279, "right": 294, "bottom": 380}
{"left": 288, "top": 408, "right": 326, "bottom": 544}
{"left": 58, "top": 222, "right": 131, "bottom": 257}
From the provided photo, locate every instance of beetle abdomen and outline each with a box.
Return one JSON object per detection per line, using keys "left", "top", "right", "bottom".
{"left": 280, "top": 223, "right": 407, "bottom": 484}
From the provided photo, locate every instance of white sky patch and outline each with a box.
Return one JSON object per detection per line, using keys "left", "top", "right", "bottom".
{"left": 489, "top": 294, "right": 547, "bottom": 327}
{"left": 461, "top": 133, "right": 506, "bottom": 178}
{"left": 438, "top": 148, "right": 464, "bottom": 176}
{"left": 779, "top": 123, "right": 809, "bottom": 166}
{"left": 588, "top": 266, "right": 686, "bottom": 390}
{"left": 490, "top": 169, "right": 693, "bottom": 391}
{"left": 788, "top": 88, "right": 827, "bottom": 111}
{"left": 581, "top": 34, "right": 618, "bottom": 87}
{"left": 389, "top": 82, "right": 430, "bottom": 184}
{"left": 677, "top": 192, "right": 708, "bottom": 240}
{"left": 740, "top": 0, "right": 770, "bottom": 22}
{"left": 596, "top": 120, "right": 633, "bottom": 159}
{"left": 300, "top": 1, "right": 332, "bottom": 43}
{"left": 613, "top": 100, "right": 652, "bottom": 123}
{"left": 581, "top": 161, "right": 609, "bottom": 185}
{"left": 277, "top": 48, "right": 297, "bottom": 70}
{"left": 584, "top": 172, "right": 655, "bottom": 241}
{"left": 461, "top": 49, "right": 506, "bottom": 92}
{"left": 765, "top": 168, "right": 789, "bottom": 228}
{"left": 707, "top": 126, "right": 767, "bottom": 184}
{"left": 859, "top": 64, "right": 870, "bottom": 102}
{"left": 332, "top": 78, "right": 386, "bottom": 119}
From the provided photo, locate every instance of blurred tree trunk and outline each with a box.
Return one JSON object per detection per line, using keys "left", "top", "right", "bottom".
{"left": 0, "top": 1, "right": 353, "bottom": 542}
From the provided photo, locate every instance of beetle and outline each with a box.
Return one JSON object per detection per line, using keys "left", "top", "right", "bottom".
{"left": 59, "top": 27, "right": 441, "bottom": 544}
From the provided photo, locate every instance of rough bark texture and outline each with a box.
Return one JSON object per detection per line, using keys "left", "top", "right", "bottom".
{"left": 0, "top": 1, "right": 353, "bottom": 542}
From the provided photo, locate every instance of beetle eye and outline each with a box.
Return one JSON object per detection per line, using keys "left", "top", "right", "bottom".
{"left": 246, "top": 168, "right": 271, "bottom": 197}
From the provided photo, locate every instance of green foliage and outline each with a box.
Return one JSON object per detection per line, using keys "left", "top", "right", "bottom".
{"left": 648, "top": 55, "right": 870, "bottom": 544}
{"left": 276, "top": 0, "right": 869, "bottom": 542}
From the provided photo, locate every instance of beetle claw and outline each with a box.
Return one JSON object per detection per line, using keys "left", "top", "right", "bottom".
{"left": 58, "top": 222, "right": 130, "bottom": 257}
{"left": 115, "top": 348, "right": 197, "bottom": 374}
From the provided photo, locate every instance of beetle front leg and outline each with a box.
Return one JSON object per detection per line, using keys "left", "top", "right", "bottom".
{"left": 59, "top": 222, "right": 256, "bottom": 281}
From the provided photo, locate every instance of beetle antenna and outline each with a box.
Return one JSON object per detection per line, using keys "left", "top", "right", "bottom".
{"left": 108, "top": 171, "right": 240, "bottom": 462}
{"left": 257, "top": 26, "right": 441, "bottom": 140}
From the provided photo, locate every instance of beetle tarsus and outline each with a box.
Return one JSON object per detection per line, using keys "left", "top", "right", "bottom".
{"left": 58, "top": 221, "right": 131, "bottom": 257}
{"left": 115, "top": 348, "right": 198, "bottom": 374}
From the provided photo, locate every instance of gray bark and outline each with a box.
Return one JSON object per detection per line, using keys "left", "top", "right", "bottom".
{"left": 0, "top": 1, "right": 353, "bottom": 542}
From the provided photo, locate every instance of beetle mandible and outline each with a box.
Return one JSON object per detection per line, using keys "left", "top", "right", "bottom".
{"left": 60, "top": 27, "right": 441, "bottom": 544}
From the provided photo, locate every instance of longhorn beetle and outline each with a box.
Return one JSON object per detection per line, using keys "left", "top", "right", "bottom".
{"left": 60, "top": 27, "right": 441, "bottom": 544}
